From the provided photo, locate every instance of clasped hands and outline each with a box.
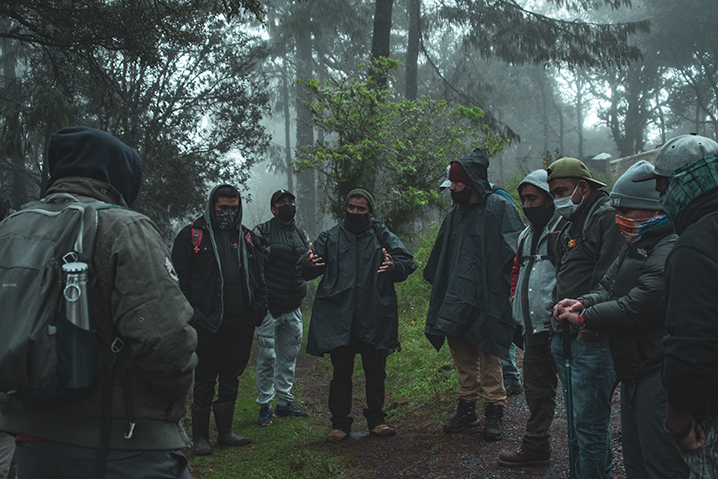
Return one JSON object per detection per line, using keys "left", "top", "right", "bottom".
{"left": 552, "top": 298, "right": 584, "bottom": 327}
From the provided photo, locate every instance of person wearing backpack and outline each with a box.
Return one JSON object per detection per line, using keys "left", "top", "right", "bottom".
{"left": 548, "top": 157, "right": 625, "bottom": 479}
{"left": 555, "top": 160, "right": 688, "bottom": 478}
{"left": 252, "top": 189, "right": 311, "bottom": 427}
{"left": 172, "top": 184, "right": 267, "bottom": 456}
{"left": 424, "top": 150, "right": 525, "bottom": 442}
{"left": 0, "top": 126, "right": 199, "bottom": 479}
{"left": 498, "top": 169, "right": 565, "bottom": 467}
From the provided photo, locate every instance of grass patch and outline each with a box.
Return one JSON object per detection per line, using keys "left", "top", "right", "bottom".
{"left": 188, "top": 226, "right": 463, "bottom": 477}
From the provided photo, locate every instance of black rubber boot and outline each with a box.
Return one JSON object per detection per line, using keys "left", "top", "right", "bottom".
{"left": 484, "top": 403, "right": 504, "bottom": 441}
{"left": 443, "top": 399, "right": 480, "bottom": 434}
{"left": 213, "top": 401, "right": 251, "bottom": 447}
{"left": 191, "top": 406, "right": 213, "bottom": 456}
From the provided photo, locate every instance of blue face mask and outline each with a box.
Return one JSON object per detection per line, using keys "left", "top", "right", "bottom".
{"left": 554, "top": 183, "right": 583, "bottom": 220}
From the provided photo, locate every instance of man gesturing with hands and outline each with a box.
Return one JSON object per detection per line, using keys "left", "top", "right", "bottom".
{"left": 300, "top": 188, "right": 415, "bottom": 444}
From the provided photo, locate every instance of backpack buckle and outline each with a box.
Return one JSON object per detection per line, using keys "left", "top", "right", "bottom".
{"left": 111, "top": 337, "right": 125, "bottom": 354}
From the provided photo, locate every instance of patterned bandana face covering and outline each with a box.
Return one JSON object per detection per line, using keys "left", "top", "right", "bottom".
{"left": 215, "top": 209, "right": 236, "bottom": 230}
{"left": 660, "top": 154, "right": 718, "bottom": 220}
{"left": 615, "top": 214, "right": 669, "bottom": 244}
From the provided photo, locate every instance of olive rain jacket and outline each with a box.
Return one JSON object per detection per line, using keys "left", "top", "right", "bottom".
{"left": 577, "top": 221, "right": 677, "bottom": 381}
{"left": 253, "top": 217, "right": 310, "bottom": 315}
{"left": 0, "top": 168, "right": 198, "bottom": 449}
{"left": 663, "top": 188, "right": 718, "bottom": 415}
{"left": 300, "top": 220, "right": 416, "bottom": 356}
{"left": 172, "top": 184, "right": 268, "bottom": 332}
{"left": 423, "top": 150, "right": 524, "bottom": 359}
{"left": 553, "top": 189, "right": 625, "bottom": 334}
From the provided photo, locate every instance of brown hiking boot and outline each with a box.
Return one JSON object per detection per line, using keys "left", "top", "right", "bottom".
{"left": 498, "top": 448, "right": 550, "bottom": 467}
{"left": 370, "top": 424, "right": 397, "bottom": 437}
{"left": 326, "top": 429, "right": 348, "bottom": 444}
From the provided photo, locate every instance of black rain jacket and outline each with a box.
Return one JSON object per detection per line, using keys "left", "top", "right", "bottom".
{"left": 423, "top": 150, "right": 524, "bottom": 359}
{"left": 663, "top": 188, "right": 718, "bottom": 415}
{"left": 301, "top": 220, "right": 415, "bottom": 356}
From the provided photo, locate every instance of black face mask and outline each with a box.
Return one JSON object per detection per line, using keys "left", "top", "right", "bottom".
{"left": 450, "top": 186, "right": 472, "bottom": 205}
{"left": 277, "top": 204, "right": 296, "bottom": 222}
{"left": 346, "top": 211, "right": 369, "bottom": 225}
{"left": 522, "top": 204, "right": 552, "bottom": 228}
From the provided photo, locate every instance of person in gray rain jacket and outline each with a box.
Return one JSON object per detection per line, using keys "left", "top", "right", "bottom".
{"left": 301, "top": 188, "right": 415, "bottom": 444}
{"left": 424, "top": 149, "right": 524, "bottom": 442}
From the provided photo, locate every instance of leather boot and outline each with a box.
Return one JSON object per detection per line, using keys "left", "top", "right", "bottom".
{"left": 484, "top": 403, "right": 504, "bottom": 441}
{"left": 443, "top": 399, "right": 480, "bottom": 434}
{"left": 191, "top": 406, "right": 212, "bottom": 456}
{"left": 213, "top": 401, "right": 251, "bottom": 447}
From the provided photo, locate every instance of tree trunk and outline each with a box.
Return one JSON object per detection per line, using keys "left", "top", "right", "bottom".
{"left": 405, "top": 0, "right": 420, "bottom": 100}
{"left": 575, "top": 73, "right": 584, "bottom": 159}
{"left": 295, "top": 27, "right": 317, "bottom": 238}
{"left": 370, "top": 0, "right": 393, "bottom": 87}
{"left": 2, "top": 38, "right": 26, "bottom": 208}
{"left": 282, "top": 54, "right": 293, "bottom": 193}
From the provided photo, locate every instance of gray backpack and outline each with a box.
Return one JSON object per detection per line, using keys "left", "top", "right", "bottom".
{"left": 0, "top": 193, "right": 102, "bottom": 406}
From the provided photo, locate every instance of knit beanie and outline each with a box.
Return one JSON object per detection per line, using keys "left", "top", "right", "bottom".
{"left": 448, "top": 161, "right": 473, "bottom": 187}
{"left": 346, "top": 187, "right": 375, "bottom": 212}
{"left": 610, "top": 160, "right": 662, "bottom": 210}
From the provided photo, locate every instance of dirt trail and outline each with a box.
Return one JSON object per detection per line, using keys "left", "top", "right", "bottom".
{"left": 295, "top": 353, "right": 626, "bottom": 479}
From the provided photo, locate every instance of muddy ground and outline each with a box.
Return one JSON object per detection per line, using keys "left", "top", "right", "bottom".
{"left": 296, "top": 352, "right": 625, "bottom": 479}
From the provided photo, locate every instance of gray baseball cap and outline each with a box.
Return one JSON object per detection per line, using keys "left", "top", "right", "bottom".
{"left": 440, "top": 165, "right": 451, "bottom": 189}
{"left": 633, "top": 134, "right": 718, "bottom": 182}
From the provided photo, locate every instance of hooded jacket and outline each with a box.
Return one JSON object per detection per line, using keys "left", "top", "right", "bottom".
{"left": 663, "top": 188, "right": 718, "bottom": 415}
{"left": 0, "top": 126, "right": 198, "bottom": 450}
{"left": 423, "top": 149, "right": 524, "bottom": 359}
{"left": 300, "top": 219, "right": 415, "bottom": 356}
{"left": 172, "top": 184, "right": 267, "bottom": 333}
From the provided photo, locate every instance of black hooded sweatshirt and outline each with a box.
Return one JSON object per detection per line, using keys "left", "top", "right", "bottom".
{"left": 172, "top": 184, "right": 268, "bottom": 333}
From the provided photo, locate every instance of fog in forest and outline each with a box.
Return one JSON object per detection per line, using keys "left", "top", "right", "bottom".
{"left": 1, "top": 0, "right": 715, "bottom": 240}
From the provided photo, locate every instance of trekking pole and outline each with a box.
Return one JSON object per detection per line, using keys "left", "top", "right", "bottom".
{"left": 562, "top": 324, "right": 576, "bottom": 479}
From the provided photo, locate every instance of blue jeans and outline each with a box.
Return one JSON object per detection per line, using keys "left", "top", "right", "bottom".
{"left": 501, "top": 343, "right": 521, "bottom": 388}
{"left": 552, "top": 334, "right": 616, "bottom": 479}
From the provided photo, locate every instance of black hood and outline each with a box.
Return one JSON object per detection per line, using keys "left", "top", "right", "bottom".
{"left": 204, "top": 184, "right": 243, "bottom": 230}
{"left": 47, "top": 126, "right": 143, "bottom": 206}
{"left": 453, "top": 149, "right": 494, "bottom": 199}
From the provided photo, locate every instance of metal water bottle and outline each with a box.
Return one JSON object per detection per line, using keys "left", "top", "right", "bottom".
{"left": 62, "top": 262, "right": 91, "bottom": 330}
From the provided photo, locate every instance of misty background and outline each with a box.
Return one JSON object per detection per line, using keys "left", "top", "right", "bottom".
{"left": 1, "top": 0, "right": 714, "bottom": 241}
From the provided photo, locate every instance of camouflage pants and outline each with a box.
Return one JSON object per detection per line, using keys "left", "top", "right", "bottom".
{"left": 683, "top": 417, "right": 718, "bottom": 479}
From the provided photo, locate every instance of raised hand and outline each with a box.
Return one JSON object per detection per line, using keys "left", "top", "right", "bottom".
{"left": 305, "top": 242, "right": 325, "bottom": 268}
{"left": 377, "top": 248, "right": 395, "bottom": 273}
